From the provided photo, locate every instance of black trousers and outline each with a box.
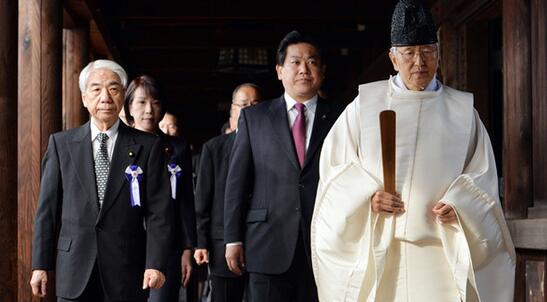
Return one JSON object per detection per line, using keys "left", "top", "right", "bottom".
{"left": 58, "top": 262, "right": 146, "bottom": 302}
{"left": 210, "top": 274, "right": 246, "bottom": 302}
{"left": 246, "top": 232, "right": 318, "bottom": 302}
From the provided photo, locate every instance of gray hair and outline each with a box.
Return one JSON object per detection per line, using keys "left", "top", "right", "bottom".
{"left": 79, "top": 59, "right": 128, "bottom": 92}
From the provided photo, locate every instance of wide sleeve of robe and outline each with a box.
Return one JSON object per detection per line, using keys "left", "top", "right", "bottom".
{"left": 311, "top": 99, "right": 386, "bottom": 302}
{"left": 439, "top": 110, "right": 516, "bottom": 302}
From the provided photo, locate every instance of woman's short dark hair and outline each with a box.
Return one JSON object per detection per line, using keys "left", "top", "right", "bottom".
{"left": 276, "top": 30, "right": 324, "bottom": 66}
{"left": 124, "top": 75, "right": 166, "bottom": 124}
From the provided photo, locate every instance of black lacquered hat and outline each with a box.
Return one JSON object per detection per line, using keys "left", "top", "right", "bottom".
{"left": 390, "top": 0, "right": 438, "bottom": 47}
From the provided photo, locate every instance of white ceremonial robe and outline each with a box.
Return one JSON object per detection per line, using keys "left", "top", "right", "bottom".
{"left": 311, "top": 77, "right": 515, "bottom": 302}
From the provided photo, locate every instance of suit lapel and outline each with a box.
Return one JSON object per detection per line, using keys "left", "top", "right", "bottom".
{"left": 68, "top": 122, "right": 100, "bottom": 217}
{"left": 97, "top": 123, "right": 142, "bottom": 222}
{"left": 268, "top": 97, "right": 301, "bottom": 170}
{"left": 303, "top": 98, "right": 332, "bottom": 169}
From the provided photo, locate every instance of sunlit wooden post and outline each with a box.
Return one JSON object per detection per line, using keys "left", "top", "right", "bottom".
{"left": 18, "top": 0, "right": 62, "bottom": 300}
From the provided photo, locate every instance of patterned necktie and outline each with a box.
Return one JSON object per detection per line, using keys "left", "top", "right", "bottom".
{"left": 95, "top": 133, "right": 110, "bottom": 207}
{"left": 292, "top": 103, "right": 306, "bottom": 168}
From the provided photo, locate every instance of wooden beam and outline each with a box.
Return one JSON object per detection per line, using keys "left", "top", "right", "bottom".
{"left": 18, "top": 0, "right": 63, "bottom": 300}
{"left": 89, "top": 20, "right": 112, "bottom": 59}
{"left": 63, "top": 0, "right": 93, "bottom": 23}
{"left": 0, "top": 0, "right": 18, "bottom": 301}
{"left": 532, "top": 0, "right": 547, "bottom": 205}
{"left": 62, "top": 27, "right": 89, "bottom": 130}
{"left": 84, "top": 0, "right": 122, "bottom": 62}
{"left": 443, "top": 0, "right": 499, "bottom": 26}
{"left": 507, "top": 219, "right": 547, "bottom": 249}
{"left": 115, "top": 15, "right": 385, "bottom": 26}
{"left": 502, "top": 0, "right": 532, "bottom": 219}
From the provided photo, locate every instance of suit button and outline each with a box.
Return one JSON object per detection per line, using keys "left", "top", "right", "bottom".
{"left": 299, "top": 184, "right": 305, "bottom": 189}
{"left": 295, "top": 207, "right": 300, "bottom": 211}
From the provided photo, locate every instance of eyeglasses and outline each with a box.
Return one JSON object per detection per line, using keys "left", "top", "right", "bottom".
{"left": 231, "top": 102, "right": 251, "bottom": 108}
{"left": 392, "top": 46, "right": 438, "bottom": 62}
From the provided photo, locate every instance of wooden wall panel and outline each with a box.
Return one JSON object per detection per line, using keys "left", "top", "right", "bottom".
{"left": 514, "top": 249, "right": 547, "bottom": 302}
{"left": 62, "top": 27, "right": 89, "bottom": 130}
{"left": 502, "top": 0, "right": 532, "bottom": 219}
{"left": 18, "top": 0, "right": 62, "bottom": 301}
{"left": 0, "top": 0, "right": 18, "bottom": 301}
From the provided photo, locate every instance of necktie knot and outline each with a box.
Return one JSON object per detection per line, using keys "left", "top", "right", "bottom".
{"left": 97, "top": 133, "right": 109, "bottom": 144}
{"left": 294, "top": 103, "right": 306, "bottom": 114}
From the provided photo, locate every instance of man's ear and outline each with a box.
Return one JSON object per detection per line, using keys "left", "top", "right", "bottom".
{"left": 275, "top": 64, "right": 283, "bottom": 80}
{"left": 81, "top": 94, "right": 88, "bottom": 108}
{"left": 389, "top": 51, "right": 400, "bottom": 72}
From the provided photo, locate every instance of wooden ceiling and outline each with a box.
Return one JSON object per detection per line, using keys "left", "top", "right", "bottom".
{"left": 64, "top": 0, "right": 432, "bottom": 145}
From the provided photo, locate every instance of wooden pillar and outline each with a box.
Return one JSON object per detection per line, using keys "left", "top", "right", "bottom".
{"left": 0, "top": 0, "right": 18, "bottom": 301}
{"left": 502, "top": 0, "right": 532, "bottom": 219}
{"left": 62, "top": 27, "right": 89, "bottom": 130}
{"left": 532, "top": 0, "right": 547, "bottom": 204}
{"left": 18, "top": 0, "right": 62, "bottom": 301}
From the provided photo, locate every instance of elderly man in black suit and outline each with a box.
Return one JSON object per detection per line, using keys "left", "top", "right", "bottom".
{"left": 223, "top": 31, "right": 342, "bottom": 302}
{"left": 194, "top": 83, "right": 261, "bottom": 302}
{"left": 30, "top": 59, "right": 172, "bottom": 302}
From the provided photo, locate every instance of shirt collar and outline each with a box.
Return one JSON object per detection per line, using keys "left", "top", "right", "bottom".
{"left": 393, "top": 73, "right": 439, "bottom": 92}
{"left": 284, "top": 92, "right": 318, "bottom": 114}
{"left": 90, "top": 119, "right": 120, "bottom": 142}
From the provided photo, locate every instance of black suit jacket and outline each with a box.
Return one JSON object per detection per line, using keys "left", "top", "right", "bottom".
{"left": 224, "top": 96, "right": 341, "bottom": 274}
{"left": 160, "top": 133, "right": 197, "bottom": 251}
{"left": 32, "top": 121, "right": 172, "bottom": 300}
{"left": 195, "top": 132, "right": 238, "bottom": 277}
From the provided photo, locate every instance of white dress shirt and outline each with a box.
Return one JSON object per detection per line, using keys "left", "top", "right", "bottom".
{"left": 90, "top": 119, "right": 120, "bottom": 162}
{"left": 284, "top": 92, "right": 318, "bottom": 151}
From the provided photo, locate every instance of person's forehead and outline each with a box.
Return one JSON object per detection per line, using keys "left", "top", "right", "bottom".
{"left": 235, "top": 87, "right": 257, "bottom": 100}
{"left": 286, "top": 43, "right": 320, "bottom": 57}
{"left": 134, "top": 87, "right": 152, "bottom": 97}
{"left": 87, "top": 68, "right": 121, "bottom": 84}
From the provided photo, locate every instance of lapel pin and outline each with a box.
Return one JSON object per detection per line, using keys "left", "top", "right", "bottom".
{"left": 128, "top": 151, "right": 134, "bottom": 157}
{"left": 321, "top": 114, "right": 327, "bottom": 120}
{"left": 165, "top": 147, "right": 171, "bottom": 155}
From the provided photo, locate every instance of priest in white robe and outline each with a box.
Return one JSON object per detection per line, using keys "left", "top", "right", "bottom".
{"left": 310, "top": 1, "right": 515, "bottom": 301}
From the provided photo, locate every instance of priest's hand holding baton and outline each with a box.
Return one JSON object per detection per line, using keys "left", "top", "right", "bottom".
{"left": 372, "top": 110, "right": 405, "bottom": 214}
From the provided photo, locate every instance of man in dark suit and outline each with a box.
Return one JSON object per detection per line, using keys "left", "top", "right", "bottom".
{"left": 194, "top": 83, "right": 261, "bottom": 302}
{"left": 30, "top": 60, "right": 172, "bottom": 302}
{"left": 224, "top": 31, "right": 341, "bottom": 302}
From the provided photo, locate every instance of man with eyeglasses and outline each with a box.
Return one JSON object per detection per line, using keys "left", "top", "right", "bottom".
{"left": 228, "top": 83, "right": 261, "bottom": 133}
{"left": 310, "top": 0, "right": 515, "bottom": 301}
{"left": 194, "top": 83, "right": 261, "bottom": 302}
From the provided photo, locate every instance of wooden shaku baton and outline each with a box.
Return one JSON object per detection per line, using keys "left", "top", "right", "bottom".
{"left": 380, "top": 110, "right": 396, "bottom": 195}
